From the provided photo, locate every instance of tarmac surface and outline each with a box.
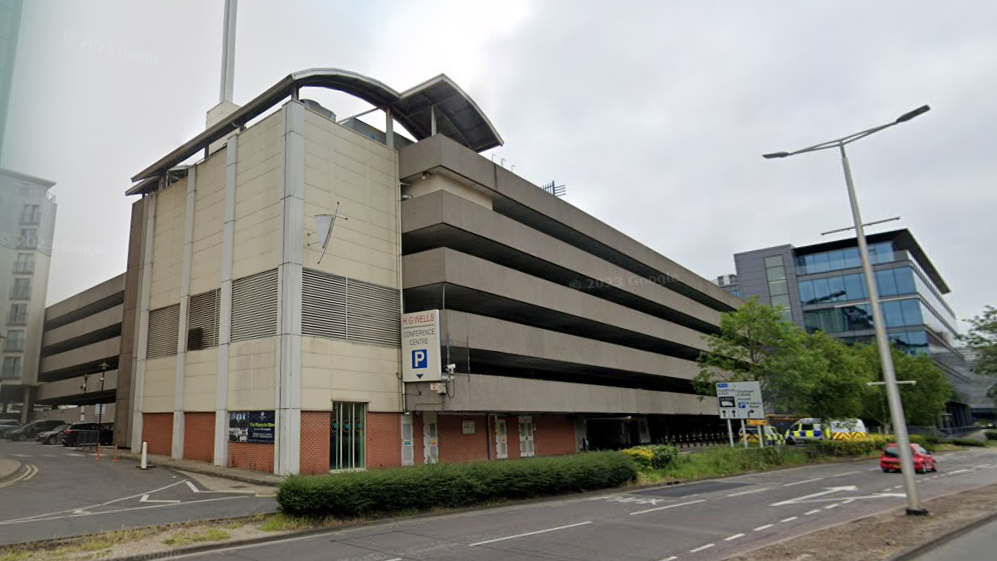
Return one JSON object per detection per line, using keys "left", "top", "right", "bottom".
{"left": 912, "top": 516, "right": 997, "bottom": 561}
{"left": 174, "top": 448, "right": 997, "bottom": 561}
{"left": 0, "top": 440, "right": 276, "bottom": 545}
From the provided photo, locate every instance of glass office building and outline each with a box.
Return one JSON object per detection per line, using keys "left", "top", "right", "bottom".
{"left": 730, "top": 229, "right": 985, "bottom": 426}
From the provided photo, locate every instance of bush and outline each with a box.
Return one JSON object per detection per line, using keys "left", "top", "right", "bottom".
{"left": 622, "top": 448, "right": 654, "bottom": 471}
{"left": 984, "top": 431, "right": 997, "bottom": 441}
{"left": 626, "top": 445, "right": 679, "bottom": 470}
{"left": 952, "top": 438, "right": 986, "bottom": 447}
{"left": 276, "top": 452, "right": 637, "bottom": 518}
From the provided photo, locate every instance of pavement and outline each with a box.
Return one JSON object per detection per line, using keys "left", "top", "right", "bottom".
{"left": 0, "top": 456, "right": 20, "bottom": 481}
{"left": 912, "top": 516, "right": 997, "bottom": 561}
{"left": 0, "top": 440, "right": 277, "bottom": 545}
{"left": 173, "top": 448, "right": 997, "bottom": 561}
{"left": 114, "top": 450, "right": 284, "bottom": 487}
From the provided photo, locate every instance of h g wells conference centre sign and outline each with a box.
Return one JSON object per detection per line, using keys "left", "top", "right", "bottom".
{"left": 401, "top": 310, "right": 442, "bottom": 382}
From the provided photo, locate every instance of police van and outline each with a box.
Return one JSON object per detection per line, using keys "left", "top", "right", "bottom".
{"left": 739, "top": 425, "right": 785, "bottom": 446}
{"left": 784, "top": 418, "right": 867, "bottom": 445}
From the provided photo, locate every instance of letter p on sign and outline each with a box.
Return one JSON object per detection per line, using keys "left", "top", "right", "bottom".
{"left": 412, "top": 349, "right": 428, "bottom": 369}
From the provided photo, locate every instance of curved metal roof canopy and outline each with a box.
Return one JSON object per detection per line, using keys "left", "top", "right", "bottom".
{"left": 128, "top": 68, "right": 502, "bottom": 194}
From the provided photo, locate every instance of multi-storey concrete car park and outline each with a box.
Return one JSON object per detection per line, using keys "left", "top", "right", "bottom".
{"left": 23, "top": 68, "right": 740, "bottom": 475}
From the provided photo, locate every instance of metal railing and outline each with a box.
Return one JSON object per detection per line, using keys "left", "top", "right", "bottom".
{"left": 74, "top": 430, "right": 101, "bottom": 451}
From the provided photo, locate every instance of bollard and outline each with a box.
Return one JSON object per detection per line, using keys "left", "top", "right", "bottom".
{"left": 140, "top": 441, "right": 148, "bottom": 469}
{"left": 113, "top": 445, "right": 119, "bottom": 463}
{"left": 95, "top": 444, "right": 101, "bottom": 462}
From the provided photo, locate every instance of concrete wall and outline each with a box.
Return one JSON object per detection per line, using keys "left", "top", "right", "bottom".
{"left": 407, "top": 373, "right": 718, "bottom": 416}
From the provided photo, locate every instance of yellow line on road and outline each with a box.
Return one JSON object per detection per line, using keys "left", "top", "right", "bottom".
{"left": 0, "top": 464, "right": 37, "bottom": 489}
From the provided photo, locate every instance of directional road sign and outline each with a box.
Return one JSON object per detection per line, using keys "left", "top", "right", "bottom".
{"left": 716, "top": 381, "right": 765, "bottom": 420}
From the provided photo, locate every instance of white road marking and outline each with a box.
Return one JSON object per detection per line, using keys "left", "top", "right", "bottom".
{"left": 384, "top": 558, "right": 402, "bottom": 561}
{"left": 468, "top": 521, "right": 592, "bottom": 547}
{"left": 780, "top": 516, "right": 798, "bottom": 523}
{"left": 0, "top": 464, "right": 37, "bottom": 489}
{"left": 139, "top": 494, "right": 180, "bottom": 504}
{"left": 724, "top": 533, "right": 745, "bottom": 541}
{"left": 659, "top": 557, "right": 678, "bottom": 561}
{"left": 183, "top": 481, "right": 256, "bottom": 495}
{"left": 831, "top": 471, "right": 859, "bottom": 478}
{"left": 866, "top": 467, "right": 879, "bottom": 471}
{"left": 783, "top": 477, "right": 823, "bottom": 487}
{"left": 881, "top": 488, "right": 893, "bottom": 493}
{"left": 804, "top": 509, "right": 821, "bottom": 516}
{"left": 753, "top": 524, "right": 774, "bottom": 531}
{"left": 690, "top": 544, "right": 715, "bottom": 553}
{"left": 771, "top": 486, "right": 857, "bottom": 506}
{"left": 630, "top": 499, "right": 706, "bottom": 516}
{"left": 948, "top": 469, "right": 971, "bottom": 476}
{"left": 10, "top": 454, "right": 30, "bottom": 458}
{"left": 0, "top": 495, "right": 247, "bottom": 525}
{"left": 726, "top": 487, "right": 770, "bottom": 497}
{"left": 0, "top": 480, "right": 190, "bottom": 523}
{"left": 64, "top": 453, "right": 84, "bottom": 457}
{"left": 41, "top": 454, "right": 56, "bottom": 458}
{"left": 825, "top": 503, "right": 840, "bottom": 510}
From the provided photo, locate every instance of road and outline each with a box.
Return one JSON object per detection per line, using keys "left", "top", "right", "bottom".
{"left": 913, "top": 516, "right": 997, "bottom": 561}
{"left": 176, "top": 448, "right": 997, "bottom": 561}
{"left": 0, "top": 440, "right": 276, "bottom": 545}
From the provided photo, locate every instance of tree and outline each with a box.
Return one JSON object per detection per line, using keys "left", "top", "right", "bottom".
{"left": 858, "top": 345, "right": 952, "bottom": 428}
{"left": 962, "top": 305, "right": 997, "bottom": 377}
{"left": 793, "top": 332, "right": 871, "bottom": 422}
{"left": 695, "top": 298, "right": 825, "bottom": 414}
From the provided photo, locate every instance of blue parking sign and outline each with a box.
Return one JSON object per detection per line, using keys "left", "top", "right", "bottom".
{"left": 412, "top": 349, "right": 428, "bottom": 369}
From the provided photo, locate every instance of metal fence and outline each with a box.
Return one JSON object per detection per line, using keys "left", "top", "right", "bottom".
{"left": 74, "top": 430, "right": 101, "bottom": 451}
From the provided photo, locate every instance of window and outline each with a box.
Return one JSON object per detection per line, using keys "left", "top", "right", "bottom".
{"left": 7, "top": 304, "right": 27, "bottom": 325}
{"left": 1, "top": 357, "right": 21, "bottom": 379}
{"left": 799, "top": 281, "right": 815, "bottom": 305}
{"left": 330, "top": 402, "right": 366, "bottom": 471}
{"left": 302, "top": 269, "right": 401, "bottom": 347}
{"left": 187, "top": 290, "right": 220, "bottom": 351}
{"left": 11, "top": 278, "right": 31, "bottom": 300}
{"left": 4, "top": 331, "right": 25, "bottom": 352}
{"left": 147, "top": 304, "right": 180, "bottom": 359}
{"left": 894, "top": 267, "right": 916, "bottom": 295}
{"left": 899, "top": 299, "right": 923, "bottom": 326}
{"left": 231, "top": 269, "right": 278, "bottom": 342}
{"left": 769, "top": 279, "right": 789, "bottom": 296}
{"left": 882, "top": 301, "right": 906, "bottom": 328}
{"left": 876, "top": 269, "right": 898, "bottom": 297}
{"left": 17, "top": 228, "right": 37, "bottom": 249}
{"left": 764, "top": 256, "right": 784, "bottom": 268}
{"left": 14, "top": 253, "right": 34, "bottom": 274}
{"left": 843, "top": 274, "right": 866, "bottom": 302}
{"left": 827, "top": 275, "right": 846, "bottom": 302}
{"left": 20, "top": 204, "right": 41, "bottom": 224}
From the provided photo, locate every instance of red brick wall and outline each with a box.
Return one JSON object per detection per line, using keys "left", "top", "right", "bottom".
{"left": 535, "top": 415, "right": 578, "bottom": 457}
{"left": 439, "top": 415, "right": 489, "bottom": 463}
{"left": 142, "top": 413, "right": 173, "bottom": 456}
{"left": 367, "top": 412, "right": 401, "bottom": 469}
{"left": 228, "top": 442, "right": 274, "bottom": 473}
{"left": 299, "top": 411, "right": 330, "bottom": 475}
{"left": 183, "top": 412, "right": 215, "bottom": 463}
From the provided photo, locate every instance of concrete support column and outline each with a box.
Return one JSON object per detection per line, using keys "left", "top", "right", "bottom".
{"left": 19, "top": 387, "right": 32, "bottom": 423}
{"left": 172, "top": 167, "right": 197, "bottom": 459}
{"left": 275, "top": 102, "right": 305, "bottom": 475}
{"left": 213, "top": 137, "right": 238, "bottom": 466}
{"left": 130, "top": 194, "right": 157, "bottom": 453}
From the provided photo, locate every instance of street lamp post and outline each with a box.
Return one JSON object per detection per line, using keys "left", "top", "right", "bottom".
{"left": 763, "top": 105, "right": 931, "bottom": 515}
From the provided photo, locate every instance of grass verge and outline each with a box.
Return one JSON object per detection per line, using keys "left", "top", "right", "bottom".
{"left": 162, "top": 528, "right": 231, "bottom": 546}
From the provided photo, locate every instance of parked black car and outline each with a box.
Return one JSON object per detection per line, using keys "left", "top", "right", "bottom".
{"left": 0, "top": 419, "right": 19, "bottom": 438}
{"left": 61, "top": 422, "right": 114, "bottom": 446}
{"left": 36, "top": 424, "right": 70, "bottom": 445}
{"left": 5, "top": 419, "right": 66, "bottom": 441}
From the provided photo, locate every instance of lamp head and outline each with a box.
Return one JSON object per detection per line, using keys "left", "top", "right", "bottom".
{"left": 896, "top": 105, "right": 930, "bottom": 123}
{"left": 763, "top": 152, "right": 790, "bottom": 159}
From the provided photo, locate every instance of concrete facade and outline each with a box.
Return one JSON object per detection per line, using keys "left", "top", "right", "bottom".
{"left": 117, "top": 69, "right": 738, "bottom": 475}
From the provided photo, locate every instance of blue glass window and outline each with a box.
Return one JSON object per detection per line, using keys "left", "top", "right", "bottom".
{"left": 828, "top": 250, "right": 846, "bottom": 271}
{"left": 842, "top": 247, "right": 861, "bottom": 269}
{"left": 812, "top": 278, "right": 830, "bottom": 303}
{"left": 882, "top": 301, "right": 905, "bottom": 328}
{"left": 827, "top": 275, "right": 847, "bottom": 302}
{"left": 900, "top": 299, "right": 922, "bottom": 326}
{"left": 843, "top": 273, "right": 866, "bottom": 301}
{"left": 799, "top": 280, "right": 815, "bottom": 305}
{"left": 876, "top": 269, "right": 898, "bottom": 297}
{"left": 894, "top": 266, "right": 916, "bottom": 295}
{"left": 812, "top": 252, "right": 830, "bottom": 273}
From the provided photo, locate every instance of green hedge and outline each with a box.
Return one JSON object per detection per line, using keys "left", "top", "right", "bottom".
{"left": 984, "top": 431, "right": 997, "bottom": 441}
{"left": 952, "top": 438, "right": 986, "bottom": 447}
{"left": 807, "top": 439, "right": 881, "bottom": 458}
{"left": 276, "top": 452, "right": 637, "bottom": 518}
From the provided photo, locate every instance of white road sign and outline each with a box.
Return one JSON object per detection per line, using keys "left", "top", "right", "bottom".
{"left": 716, "top": 381, "right": 765, "bottom": 420}
{"left": 401, "top": 310, "right": 442, "bottom": 382}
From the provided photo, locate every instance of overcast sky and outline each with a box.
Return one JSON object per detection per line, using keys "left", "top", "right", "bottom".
{"left": 5, "top": 1, "right": 996, "bottom": 328}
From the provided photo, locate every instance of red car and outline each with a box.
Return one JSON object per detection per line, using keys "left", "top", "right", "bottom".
{"left": 880, "top": 443, "right": 936, "bottom": 473}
